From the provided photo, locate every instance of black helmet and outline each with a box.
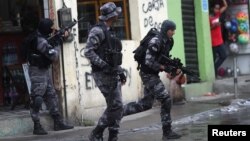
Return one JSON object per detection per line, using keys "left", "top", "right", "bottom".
{"left": 38, "top": 18, "right": 54, "bottom": 36}
{"left": 160, "top": 20, "right": 176, "bottom": 38}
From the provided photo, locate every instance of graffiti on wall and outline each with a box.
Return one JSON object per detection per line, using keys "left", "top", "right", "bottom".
{"left": 141, "top": 0, "right": 165, "bottom": 31}
{"left": 74, "top": 41, "right": 82, "bottom": 104}
{"left": 80, "top": 48, "right": 91, "bottom": 66}
{"left": 84, "top": 72, "right": 95, "bottom": 90}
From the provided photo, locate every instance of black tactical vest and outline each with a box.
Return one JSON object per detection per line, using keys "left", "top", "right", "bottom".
{"left": 28, "top": 33, "right": 53, "bottom": 69}
{"left": 91, "top": 22, "right": 123, "bottom": 72}
{"left": 140, "top": 37, "right": 174, "bottom": 74}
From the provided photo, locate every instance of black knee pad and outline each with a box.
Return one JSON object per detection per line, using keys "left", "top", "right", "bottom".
{"left": 33, "top": 96, "right": 43, "bottom": 110}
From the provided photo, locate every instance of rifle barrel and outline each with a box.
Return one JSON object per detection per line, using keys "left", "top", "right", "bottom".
{"left": 47, "top": 17, "right": 84, "bottom": 41}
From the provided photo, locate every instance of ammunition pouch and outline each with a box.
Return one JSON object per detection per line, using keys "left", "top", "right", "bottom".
{"left": 109, "top": 36, "right": 122, "bottom": 67}
{"left": 158, "top": 54, "right": 169, "bottom": 65}
{"left": 110, "top": 52, "right": 122, "bottom": 67}
{"left": 48, "top": 35, "right": 63, "bottom": 47}
{"left": 91, "top": 23, "right": 123, "bottom": 71}
{"left": 28, "top": 54, "right": 52, "bottom": 69}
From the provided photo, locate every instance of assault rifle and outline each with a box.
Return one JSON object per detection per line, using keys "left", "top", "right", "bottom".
{"left": 158, "top": 54, "right": 201, "bottom": 82}
{"left": 47, "top": 17, "right": 84, "bottom": 43}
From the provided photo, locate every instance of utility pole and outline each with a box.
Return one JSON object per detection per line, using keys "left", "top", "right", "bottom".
{"left": 233, "top": 54, "right": 238, "bottom": 99}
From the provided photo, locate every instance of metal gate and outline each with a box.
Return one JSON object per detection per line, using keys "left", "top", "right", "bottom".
{"left": 181, "top": 0, "right": 200, "bottom": 83}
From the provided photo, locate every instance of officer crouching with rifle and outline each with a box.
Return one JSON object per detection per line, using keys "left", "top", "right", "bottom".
{"left": 28, "top": 18, "right": 74, "bottom": 135}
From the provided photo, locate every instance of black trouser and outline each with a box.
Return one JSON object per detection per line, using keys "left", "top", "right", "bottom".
{"left": 92, "top": 71, "right": 123, "bottom": 133}
{"left": 29, "top": 66, "right": 61, "bottom": 123}
{"left": 212, "top": 44, "right": 227, "bottom": 75}
{"left": 123, "top": 71, "right": 172, "bottom": 127}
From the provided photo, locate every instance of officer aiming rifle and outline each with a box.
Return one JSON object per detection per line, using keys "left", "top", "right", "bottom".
{"left": 27, "top": 18, "right": 74, "bottom": 135}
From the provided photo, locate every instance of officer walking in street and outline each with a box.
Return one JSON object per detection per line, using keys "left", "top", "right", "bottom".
{"left": 28, "top": 18, "right": 74, "bottom": 135}
{"left": 84, "top": 2, "right": 126, "bottom": 141}
{"left": 122, "top": 20, "right": 182, "bottom": 141}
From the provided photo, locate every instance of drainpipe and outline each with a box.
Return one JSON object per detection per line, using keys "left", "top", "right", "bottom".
{"left": 59, "top": 0, "right": 69, "bottom": 120}
{"left": 61, "top": 43, "right": 68, "bottom": 119}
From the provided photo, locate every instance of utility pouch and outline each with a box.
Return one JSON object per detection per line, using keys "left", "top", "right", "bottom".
{"left": 112, "top": 52, "right": 122, "bottom": 67}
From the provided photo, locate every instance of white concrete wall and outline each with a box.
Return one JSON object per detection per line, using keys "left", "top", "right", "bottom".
{"left": 53, "top": 0, "right": 170, "bottom": 123}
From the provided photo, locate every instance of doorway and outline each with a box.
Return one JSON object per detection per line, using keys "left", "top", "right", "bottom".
{"left": 0, "top": 0, "right": 48, "bottom": 110}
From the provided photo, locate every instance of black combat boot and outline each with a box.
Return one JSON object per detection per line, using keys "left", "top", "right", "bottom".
{"left": 108, "top": 129, "right": 118, "bottom": 141}
{"left": 54, "top": 119, "right": 74, "bottom": 131}
{"left": 33, "top": 122, "right": 48, "bottom": 135}
{"left": 162, "top": 125, "right": 181, "bottom": 140}
{"left": 89, "top": 126, "right": 105, "bottom": 141}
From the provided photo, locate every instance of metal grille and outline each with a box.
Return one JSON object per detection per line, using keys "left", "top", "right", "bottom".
{"left": 181, "top": 0, "right": 200, "bottom": 83}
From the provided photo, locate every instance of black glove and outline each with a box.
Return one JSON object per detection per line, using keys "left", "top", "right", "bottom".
{"left": 103, "top": 65, "right": 113, "bottom": 74}
{"left": 119, "top": 73, "right": 127, "bottom": 84}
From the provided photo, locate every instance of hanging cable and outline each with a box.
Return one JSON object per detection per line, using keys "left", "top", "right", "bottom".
{"left": 62, "top": 0, "right": 67, "bottom": 8}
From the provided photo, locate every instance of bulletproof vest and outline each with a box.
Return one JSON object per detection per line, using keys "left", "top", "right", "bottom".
{"left": 28, "top": 33, "right": 53, "bottom": 69}
{"left": 162, "top": 37, "right": 174, "bottom": 57}
{"left": 92, "top": 23, "right": 123, "bottom": 71}
{"left": 140, "top": 37, "right": 173, "bottom": 74}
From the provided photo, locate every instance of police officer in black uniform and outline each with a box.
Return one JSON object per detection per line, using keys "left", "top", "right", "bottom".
{"left": 28, "top": 18, "right": 73, "bottom": 135}
{"left": 84, "top": 2, "right": 126, "bottom": 141}
{"left": 122, "top": 20, "right": 182, "bottom": 141}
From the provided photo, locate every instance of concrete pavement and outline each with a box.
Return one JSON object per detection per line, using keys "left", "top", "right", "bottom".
{"left": 0, "top": 101, "right": 222, "bottom": 141}
{"left": 1, "top": 75, "right": 250, "bottom": 141}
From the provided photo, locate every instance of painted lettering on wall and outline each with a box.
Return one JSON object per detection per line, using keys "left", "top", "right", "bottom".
{"left": 85, "top": 72, "right": 96, "bottom": 90}
{"left": 142, "top": 0, "right": 164, "bottom": 13}
{"left": 74, "top": 41, "right": 82, "bottom": 104}
{"left": 141, "top": 0, "right": 165, "bottom": 31}
{"left": 144, "top": 16, "right": 162, "bottom": 30}
{"left": 80, "top": 47, "right": 91, "bottom": 66}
